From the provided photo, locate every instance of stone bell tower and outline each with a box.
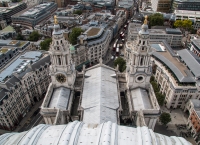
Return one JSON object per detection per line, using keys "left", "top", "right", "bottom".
{"left": 49, "top": 15, "right": 76, "bottom": 89}
{"left": 126, "top": 16, "right": 152, "bottom": 89}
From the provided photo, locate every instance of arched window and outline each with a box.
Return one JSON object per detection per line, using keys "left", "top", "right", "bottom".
{"left": 140, "top": 57, "right": 143, "bottom": 66}
{"left": 58, "top": 56, "right": 61, "bottom": 65}
{"left": 57, "top": 41, "right": 59, "bottom": 45}
{"left": 61, "top": 40, "right": 62, "bottom": 44}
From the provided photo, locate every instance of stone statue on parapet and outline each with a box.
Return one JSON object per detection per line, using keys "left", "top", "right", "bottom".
{"left": 136, "top": 109, "right": 146, "bottom": 127}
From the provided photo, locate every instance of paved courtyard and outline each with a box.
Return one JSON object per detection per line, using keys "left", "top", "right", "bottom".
{"left": 154, "top": 106, "right": 197, "bottom": 145}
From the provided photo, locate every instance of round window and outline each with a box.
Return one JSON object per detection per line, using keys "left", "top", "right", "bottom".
{"left": 136, "top": 75, "right": 144, "bottom": 83}
{"left": 137, "top": 76, "right": 143, "bottom": 81}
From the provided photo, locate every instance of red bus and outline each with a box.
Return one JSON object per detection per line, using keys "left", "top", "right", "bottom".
{"left": 116, "top": 47, "right": 119, "bottom": 56}
{"left": 113, "top": 43, "right": 116, "bottom": 51}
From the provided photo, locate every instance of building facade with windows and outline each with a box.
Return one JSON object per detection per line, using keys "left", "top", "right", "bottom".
{"left": 128, "top": 23, "right": 183, "bottom": 48}
{"left": 0, "top": 2, "right": 27, "bottom": 23}
{"left": 11, "top": 3, "right": 57, "bottom": 28}
{"left": 172, "top": 0, "right": 200, "bottom": 12}
{"left": 77, "top": 26, "right": 112, "bottom": 64}
{"left": 0, "top": 40, "right": 31, "bottom": 69}
{"left": 151, "top": 0, "right": 171, "bottom": 13}
{"left": 0, "top": 51, "right": 51, "bottom": 131}
{"left": 151, "top": 43, "right": 200, "bottom": 109}
{"left": 173, "top": 10, "right": 200, "bottom": 29}
{"left": 184, "top": 99, "right": 200, "bottom": 144}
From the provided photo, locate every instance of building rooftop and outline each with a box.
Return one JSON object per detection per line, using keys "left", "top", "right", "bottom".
{"left": 13, "top": 2, "right": 55, "bottom": 19}
{"left": 191, "top": 39, "right": 200, "bottom": 50}
{"left": 177, "top": 49, "right": 200, "bottom": 78}
{"left": 81, "top": 66, "right": 119, "bottom": 124}
{"left": 0, "top": 121, "right": 191, "bottom": 145}
{"left": 0, "top": 48, "right": 9, "bottom": 54}
{"left": 86, "top": 27, "right": 100, "bottom": 37}
{"left": 174, "top": 0, "right": 200, "bottom": 2}
{"left": 152, "top": 43, "right": 195, "bottom": 83}
{"left": 131, "top": 88, "right": 153, "bottom": 111}
{"left": 0, "top": 51, "right": 42, "bottom": 82}
{"left": 1, "top": 25, "right": 15, "bottom": 32}
{"left": 174, "top": 10, "right": 200, "bottom": 16}
{"left": 48, "top": 87, "right": 71, "bottom": 110}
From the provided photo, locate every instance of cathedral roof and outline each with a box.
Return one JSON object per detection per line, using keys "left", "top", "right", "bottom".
{"left": 81, "top": 66, "right": 119, "bottom": 124}
{"left": 0, "top": 121, "right": 191, "bottom": 145}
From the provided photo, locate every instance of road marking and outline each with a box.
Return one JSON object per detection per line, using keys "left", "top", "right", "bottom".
{"left": 31, "top": 115, "right": 42, "bottom": 128}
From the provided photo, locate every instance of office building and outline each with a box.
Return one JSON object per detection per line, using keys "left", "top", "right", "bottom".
{"left": 0, "top": 40, "right": 30, "bottom": 69}
{"left": 151, "top": 43, "right": 200, "bottom": 109}
{"left": 11, "top": 2, "right": 57, "bottom": 28}
{"left": 77, "top": 26, "right": 112, "bottom": 64}
{"left": 184, "top": 99, "right": 200, "bottom": 144}
{"left": 128, "top": 23, "right": 183, "bottom": 48}
{"left": 151, "top": 0, "right": 171, "bottom": 13}
{"left": 172, "top": 0, "right": 200, "bottom": 12}
{"left": 0, "top": 51, "right": 51, "bottom": 130}
{"left": 173, "top": 10, "right": 200, "bottom": 29}
{"left": 188, "top": 38, "right": 200, "bottom": 57}
{"left": 0, "top": 2, "right": 27, "bottom": 23}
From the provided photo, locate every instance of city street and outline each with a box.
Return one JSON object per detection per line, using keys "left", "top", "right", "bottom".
{"left": 14, "top": 99, "right": 44, "bottom": 132}
{"left": 106, "top": 23, "right": 128, "bottom": 68}
{"left": 18, "top": 110, "right": 43, "bottom": 132}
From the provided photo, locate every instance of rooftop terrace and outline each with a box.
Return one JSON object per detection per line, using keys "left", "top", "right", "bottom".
{"left": 0, "top": 48, "right": 9, "bottom": 54}
{"left": 0, "top": 51, "right": 42, "bottom": 82}
{"left": 86, "top": 27, "right": 100, "bottom": 37}
{"left": 158, "top": 51, "right": 187, "bottom": 76}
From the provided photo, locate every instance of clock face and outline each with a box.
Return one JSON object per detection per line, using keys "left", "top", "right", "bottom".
{"left": 56, "top": 73, "right": 66, "bottom": 83}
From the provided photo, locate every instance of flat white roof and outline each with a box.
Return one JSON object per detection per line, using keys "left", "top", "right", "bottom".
{"left": 48, "top": 87, "right": 71, "bottom": 110}
{"left": 81, "top": 66, "right": 119, "bottom": 124}
{"left": 131, "top": 88, "right": 153, "bottom": 111}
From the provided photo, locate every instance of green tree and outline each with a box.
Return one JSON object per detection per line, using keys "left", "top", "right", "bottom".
{"left": 114, "top": 57, "right": 126, "bottom": 72}
{"left": 69, "top": 27, "right": 83, "bottom": 45}
{"left": 159, "top": 112, "right": 171, "bottom": 125}
{"left": 150, "top": 76, "right": 155, "bottom": 83}
{"left": 16, "top": 34, "right": 24, "bottom": 40}
{"left": 73, "top": 10, "right": 82, "bottom": 15}
{"left": 174, "top": 19, "right": 192, "bottom": 33}
{"left": 40, "top": 38, "right": 52, "bottom": 51}
{"left": 148, "top": 13, "right": 164, "bottom": 27}
{"left": 155, "top": 92, "right": 165, "bottom": 106}
{"left": 151, "top": 81, "right": 159, "bottom": 92}
{"left": 28, "top": 31, "right": 40, "bottom": 41}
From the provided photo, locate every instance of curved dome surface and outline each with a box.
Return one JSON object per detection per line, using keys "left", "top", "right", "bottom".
{"left": 0, "top": 121, "right": 191, "bottom": 145}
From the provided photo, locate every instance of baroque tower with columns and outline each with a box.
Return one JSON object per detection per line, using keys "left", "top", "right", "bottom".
{"left": 49, "top": 15, "right": 76, "bottom": 89}
{"left": 126, "top": 16, "right": 152, "bottom": 89}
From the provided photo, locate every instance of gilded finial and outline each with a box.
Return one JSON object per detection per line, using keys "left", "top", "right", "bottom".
{"left": 144, "top": 15, "right": 148, "bottom": 25}
{"left": 54, "top": 15, "right": 58, "bottom": 25}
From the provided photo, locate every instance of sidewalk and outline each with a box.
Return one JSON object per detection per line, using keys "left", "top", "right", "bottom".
{"left": 14, "top": 99, "right": 44, "bottom": 132}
